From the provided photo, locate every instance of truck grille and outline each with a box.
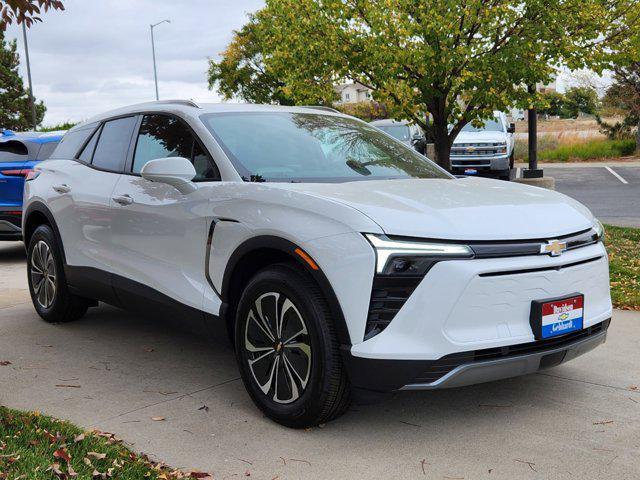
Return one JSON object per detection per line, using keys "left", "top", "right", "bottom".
{"left": 451, "top": 142, "right": 504, "bottom": 157}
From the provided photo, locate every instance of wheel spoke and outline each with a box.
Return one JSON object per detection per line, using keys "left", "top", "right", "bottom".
{"left": 282, "top": 352, "right": 306, "bottom": 393}
{"left": 284, "top": 341, "right": 311, "bottom": 360}
{"left": 247, "top": 309, "right": 275, "bottom": 344}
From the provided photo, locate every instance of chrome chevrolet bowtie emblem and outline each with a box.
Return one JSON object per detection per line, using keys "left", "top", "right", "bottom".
{"left": 541, "top": 240, "right": 567, "bottom": 256}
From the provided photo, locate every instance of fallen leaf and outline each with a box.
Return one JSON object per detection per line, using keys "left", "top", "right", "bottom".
{"left": 67, "top": 464, "right": 78, "bottom": 477}
{"left": 74, "top": 434, "right": 85, "bottom": 443}
{"left": 53, "top": 448, "right": 71, "bottom": 463}
{"left": 198, "top": 405, "right": 209, "bottom": 413}
{"left": 0, "top": 361, "right": 11, "bottom": 366}
{"left": 189, "top": 472, "right": 211, "bottom": 479}
{"left": 87, "top": 452, "right": 107, "bottom": 460}
{"left": 151, "top": 416, "right": 165, "bottom": 422}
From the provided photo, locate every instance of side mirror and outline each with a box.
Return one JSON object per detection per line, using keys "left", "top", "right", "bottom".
{"left": 140, "top": 157, "right": 197, "bottom": 194}
{"left": 507, "top": 123, "right": 516, "bottom": 134}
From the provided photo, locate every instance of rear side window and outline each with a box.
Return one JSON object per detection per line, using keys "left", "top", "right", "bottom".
{"left": 77, "top": 127, "right": 100, "bottom": 163}
{"left": 132, "top": 114, "right": 219, "bottom": 181}
{"left": 0, "top": 141, "right": 28, "bottom": 162}
{"left": 91, "top": 116, "right": 137, "bottom": 172}
{"left": 50, "top": 125, "right": 97, "bottom": 159}
{"left": 36, "top": 141, "right": 59, "bottom": 160}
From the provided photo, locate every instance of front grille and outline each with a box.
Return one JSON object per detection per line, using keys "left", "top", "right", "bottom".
{"left": 451, "top": 142, "right": 505, "bottom": 157}
{"left": 411, "top": 319, "right": 610, "bottom": 384}
{"left": 365, "top": 276, "right": 422, "bottom": 340}
{"left": 452, "top": 159, "right": 491, "bottom": 167}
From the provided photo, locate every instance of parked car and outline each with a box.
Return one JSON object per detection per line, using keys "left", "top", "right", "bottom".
{"left": 450, "top": 111, "right": 515, "bottom": 180}
{"left": 0, "top": 130, "right": 64, "bottom": 241}
{"left": 23, "top": 101, "right": 611, "bottom": 428}
{"left": 370, "top": 119, "right": 425, "bottom": 154}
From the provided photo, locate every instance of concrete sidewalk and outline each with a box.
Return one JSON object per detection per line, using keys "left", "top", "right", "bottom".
{"left": 1, "top": 241, "right": 639, "bottom": 479}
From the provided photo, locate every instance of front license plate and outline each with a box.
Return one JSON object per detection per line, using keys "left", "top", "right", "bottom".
{"left": 530, "top": 294, "right": 584, "bottom": 339}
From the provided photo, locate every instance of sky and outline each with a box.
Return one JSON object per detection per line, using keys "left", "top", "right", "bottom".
{"left": 4, "top": 0, "right": 264, "bottom": 126}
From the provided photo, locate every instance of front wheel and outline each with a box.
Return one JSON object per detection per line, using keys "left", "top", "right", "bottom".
{"left": 234, "top": 263, "right": 351, "bottom": 428}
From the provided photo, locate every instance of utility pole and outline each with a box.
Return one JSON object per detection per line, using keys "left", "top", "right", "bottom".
{"left": 523, "top": 83, "right": 543, "bottom": 178}
{"left": 150, "top": 20, "right": 170, "bottom": 100}
{"left": 21, "top": 22, "right": 38, "bottom": 131}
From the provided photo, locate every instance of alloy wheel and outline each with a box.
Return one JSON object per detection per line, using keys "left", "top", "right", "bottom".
{"left": 244, "top": 292, "right": 312, "bottom": 404}
{"left": 30, "top": 240, "right": 57, "bottom": 309}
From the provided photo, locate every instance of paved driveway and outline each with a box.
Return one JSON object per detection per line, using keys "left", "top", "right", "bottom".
{"left": 516, "top": 162, "right": 640, "bottom": 228}
{"left": 1, "top": 241, "right": 639, "bottom": 479}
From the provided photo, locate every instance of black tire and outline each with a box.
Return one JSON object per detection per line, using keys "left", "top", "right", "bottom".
{"left": 509, "top": 150, "right": 515, "bottom": 169}
{"left": 27, "top": 224, "right": 90, "bottom": 323}
{"left": 234, "top": 263, "right": 351, "bottom": 428}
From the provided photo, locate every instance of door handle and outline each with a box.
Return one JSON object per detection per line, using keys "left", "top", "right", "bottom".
{"left": 112, "top": 194, "right": 133, "bottom": 206}
{"left": 53, "top": 184, "right": 71, "bottom": 194}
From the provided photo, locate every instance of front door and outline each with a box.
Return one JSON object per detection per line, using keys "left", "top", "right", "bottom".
{"left": 108, "top": 113, "right": 222, "bottom": 312}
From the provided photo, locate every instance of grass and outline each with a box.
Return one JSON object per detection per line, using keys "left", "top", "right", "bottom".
{"left": 605, "top": 225, "right": 640, "bottom": 311}
{"left": 0, "top": 406, "right": 211, "bottom": 479}
{"left": 515, "top": 137, "right": 637, "bottom": 162}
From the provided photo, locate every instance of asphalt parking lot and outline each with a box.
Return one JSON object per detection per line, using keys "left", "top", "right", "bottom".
{"left": 519, "top": 162, "right": 640, "bottom": 228}
{"left": 1, "top": 241, "right": 639, "bottom": 479}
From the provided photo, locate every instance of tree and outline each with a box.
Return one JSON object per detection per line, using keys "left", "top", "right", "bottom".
{"left": 335, "top": 101, "right": 389, "bottom": 121}
{"left": 598, "top": 63, "right": 640, "bottom": 150}
{"left": 538, "top": 91, "right": 566, "bottom": 117}
{"left": 0, "top": 0, "right": 63, "bottom": 29}
{"left": 250, "top": 0, "right": 639, "bottom": 169}
{"left": 0, "top": 30, "right": 45, "bottom": 129}
{"left": 563, "top": 87, "right": 599, "bottom": 118}
{"left": 207, "top": 16, "right": 296, "bottom": 105}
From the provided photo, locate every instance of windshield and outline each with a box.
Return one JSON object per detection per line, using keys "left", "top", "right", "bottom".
{"left": 460, "top": 117, "right": 504, "bottom": 133}
{"left": 376, "top": 124, "right": 411, "bottom": 141}
{"left": 200, "top": 112, "right": 450, "bottom": 182}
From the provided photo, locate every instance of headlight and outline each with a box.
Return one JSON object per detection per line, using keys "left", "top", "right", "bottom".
{"left": 593, "top": 219, "right": 605, "bottom": 240}
{"left": 496, "top": 143, "right": 507, "bottom": 154}
{"left": 365, "top": 234, "right": 474, "bottom": 275}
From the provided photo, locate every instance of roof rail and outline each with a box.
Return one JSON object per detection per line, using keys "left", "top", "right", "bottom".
{"left": 299, "top": 106, "right": 340, "bottom": 114}
{"left": 153, "top": 99, "right": 201, "bottom": 109}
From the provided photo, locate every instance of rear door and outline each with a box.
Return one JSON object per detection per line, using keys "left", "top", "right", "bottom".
{"left": 49, "top": 116, "right": 138, "bottom": 273}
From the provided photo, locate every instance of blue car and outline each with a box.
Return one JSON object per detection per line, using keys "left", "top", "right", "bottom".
{"left": 0, "top": 129, "right": 64, "bottom": 241}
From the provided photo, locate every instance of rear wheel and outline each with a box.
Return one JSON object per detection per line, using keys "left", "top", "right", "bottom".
{"left": 234, "top": 263, "right": 351, "bottom": 428}
{"left": 27, "top": 225, "right": 90, "bottom": 323}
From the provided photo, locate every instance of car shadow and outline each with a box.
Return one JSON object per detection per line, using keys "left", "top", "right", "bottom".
{"left": 40, "top": 301, "right": 573, "bottom": 433}
{"left": 0, "top": 241, "right": 26, "bottom": 263}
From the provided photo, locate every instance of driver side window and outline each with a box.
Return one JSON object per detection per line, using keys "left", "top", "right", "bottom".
{"left": 132, "top": 114, "right": 220, "bottom": 181}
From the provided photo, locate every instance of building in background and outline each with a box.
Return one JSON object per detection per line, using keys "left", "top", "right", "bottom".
{"left": 334, "top": 81, "right": 373, "bottom": 104}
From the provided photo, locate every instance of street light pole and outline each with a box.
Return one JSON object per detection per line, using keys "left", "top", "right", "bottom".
{"left": 21, "top": 22, "right": 38, "bottom": 131}
{"left": 150, "top": 19, "right": 170, "bottom": 101}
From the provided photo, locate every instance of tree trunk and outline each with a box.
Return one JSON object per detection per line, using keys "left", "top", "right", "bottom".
{"left": 636, "top": 118, "right": 640, "bottom": 155}
{"left": 431, "top": 114, "right": 452, "bottom": 171}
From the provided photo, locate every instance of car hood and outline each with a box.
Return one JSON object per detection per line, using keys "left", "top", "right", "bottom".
{"left": 276, "top": 177, "right": 595, "bottom": 240}
{"left": 453, "top": 131, "right": 508, "bottom": 144}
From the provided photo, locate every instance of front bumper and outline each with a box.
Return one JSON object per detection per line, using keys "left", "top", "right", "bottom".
{"left": 451, "top": 154, "right": 510, "bottom": 173}
{"left": 345, "top": 319, "right": 609, "bottom": 396}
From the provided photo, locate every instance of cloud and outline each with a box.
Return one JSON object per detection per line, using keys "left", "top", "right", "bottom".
{"left": 4, "top": 0, "right": 264, "bottom": 126}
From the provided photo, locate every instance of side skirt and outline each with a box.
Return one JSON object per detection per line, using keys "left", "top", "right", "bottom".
{"left": 64, "top": 265, "right": 223, "bottom": 339}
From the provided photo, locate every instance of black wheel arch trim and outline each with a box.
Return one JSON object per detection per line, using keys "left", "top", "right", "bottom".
{"left": 220, "top": 235, "right": 352, "bottom": 347}
{"left": 23, "top": 201, "right": 67, "bottom": 263}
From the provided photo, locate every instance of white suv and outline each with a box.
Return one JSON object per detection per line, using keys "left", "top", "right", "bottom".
{"left": 23, "top": 101, "right": 612, "bottom": 428}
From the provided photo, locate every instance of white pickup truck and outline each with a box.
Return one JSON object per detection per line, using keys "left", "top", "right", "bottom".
{"left": 450, "top": 111, "right": 516, "bottom": 180}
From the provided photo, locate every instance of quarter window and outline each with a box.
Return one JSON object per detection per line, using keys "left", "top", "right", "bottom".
{"left": 49, "top": 124, "right": 98, "bottom": 160}
{"left": 91, "top": 116, "right": 137, "bottom": 172}
{"left": 132, "top": 114, "right": 219, "bottom": 181}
